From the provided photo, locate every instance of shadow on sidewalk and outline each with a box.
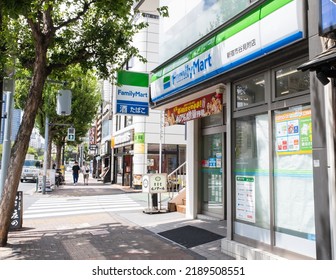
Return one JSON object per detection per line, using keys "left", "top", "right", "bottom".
{"left": 1, "top": 221, "right": 203, "bottom": 260}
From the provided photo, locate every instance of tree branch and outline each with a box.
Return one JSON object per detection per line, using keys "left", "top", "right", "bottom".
{"left": 47, "top": 47, "right": 94, "bottom": 72}
{"left": 54, "top": 0, "right": 96, "bottom": 31}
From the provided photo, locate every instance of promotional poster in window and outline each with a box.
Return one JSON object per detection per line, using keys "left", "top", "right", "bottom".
{"left": 164, "top": 93, "right": 222, "bottom": 126}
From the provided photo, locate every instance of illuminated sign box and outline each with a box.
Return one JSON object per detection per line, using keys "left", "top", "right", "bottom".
{"left": 319, "top": 0, "right": 336, "bottom": 38}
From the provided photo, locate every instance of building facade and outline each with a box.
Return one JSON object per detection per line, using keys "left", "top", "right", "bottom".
{"left": 96, "top": 0, "right": 187, "bottom": 188}
{"left": 150, "top": 0, "right": 336, "bottom": 260}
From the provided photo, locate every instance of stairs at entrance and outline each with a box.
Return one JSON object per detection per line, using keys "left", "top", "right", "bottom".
{"left": 168, "top": 188, "right": 186, "bottom": 214}
{"left": 176, "top": 198, "right": 186, "bottom": 214}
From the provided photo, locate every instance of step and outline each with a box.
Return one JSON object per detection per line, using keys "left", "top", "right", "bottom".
{"left": 168, "top": 202, "right": 176, "bottom": 212}
{"left": 176, "top": 204, "right": 186, "bottom": 214}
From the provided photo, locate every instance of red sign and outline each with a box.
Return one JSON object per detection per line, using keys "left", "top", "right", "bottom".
{"left": 89, "top": 126, "right": 96, "bottom": 144}
{"left": 164, "top": 93, "right": 222, "bottom": 126}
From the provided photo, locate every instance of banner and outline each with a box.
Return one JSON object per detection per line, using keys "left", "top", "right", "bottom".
{"left": 164, "top": 92, "right": 222, "bottom": 126}
{"left": 116, "top": 71, "right": 149, "bottom": 116}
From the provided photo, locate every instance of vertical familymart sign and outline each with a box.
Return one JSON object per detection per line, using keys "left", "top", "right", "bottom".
{"left": 116, "top": 71, "right": 149, "bottom": 116}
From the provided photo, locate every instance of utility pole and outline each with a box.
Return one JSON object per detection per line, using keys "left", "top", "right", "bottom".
{"left": 0, "top": 79, "right": 14, "bottom": 199}
{"left": 42, "top": 114, "right": 49, "bottom": 194}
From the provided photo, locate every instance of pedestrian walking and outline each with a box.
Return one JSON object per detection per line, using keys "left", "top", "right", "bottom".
{"left": 72, "top": 161, "right": 80, "bottom": 185}
{"left": 82, "top": 161, "right": 90, "bottom": 185}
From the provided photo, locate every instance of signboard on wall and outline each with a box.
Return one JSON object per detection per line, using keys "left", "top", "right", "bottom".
{"left": 89, "top": 126, "right": 96, "bottom": 145}
{"left": 151, "top": 0, "right": 305, "bottom": 103}
{"left": 164, "top": 92, "right": 222, "bottom": 126}
{"left": 116, "top": 71, "right": 149, "bottom": 116}
{"left": 134, "top": 132, "right": 145, "bottom": 153}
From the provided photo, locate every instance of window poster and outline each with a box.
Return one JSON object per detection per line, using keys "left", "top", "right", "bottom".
{"left": 275, "top": 107, "right": 312, "bottom": 155}
{"left": 236, "top": 175, "right": 256, "bottom": 223}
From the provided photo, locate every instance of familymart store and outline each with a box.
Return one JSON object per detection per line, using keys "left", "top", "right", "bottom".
{"left": 151, "top": 0, "right": 319, "bottom": 259}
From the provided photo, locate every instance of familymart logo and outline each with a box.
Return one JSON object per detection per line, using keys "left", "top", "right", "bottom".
{"left": 163, "top": 76, "right": 171, "bottom": 90}
{"left": 164, "top": 53, "right": 213, "bottom": 90}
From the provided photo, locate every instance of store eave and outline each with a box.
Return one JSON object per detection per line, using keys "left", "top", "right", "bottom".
{"left": 297, "top": 45, "right": 336, "bottom": 71}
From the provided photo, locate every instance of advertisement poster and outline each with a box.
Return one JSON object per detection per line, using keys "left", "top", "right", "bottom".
{"left": 275, "top": 108, "right": 312, "bottom": 155}
{"left": 164, "top": 92, "right": 222, "bottom": 126}
{"left": 236, "top": 176, "right": 255, "bottom": 223}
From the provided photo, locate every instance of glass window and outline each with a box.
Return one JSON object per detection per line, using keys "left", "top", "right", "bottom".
{"left": 234, "top": 114, "right": 270, "bottom": 229}
{"left": 125, "top": 116, "right": 133, "bottom": 127}
{"left": 273, "top": 105, "right": 315, "bottom": 241}
{"left": 235, "top": 74, "right": 265, "bottom": 108}
{"left": 147, "top": 144, "right": 186, "bottom": 174}
{"left": 159, "top": 0, "right": 252, "bottom": 62}
{"left": 102, "top": 119, "right": 110, "bottom": 138}
{"left": 201, "top": 111, "right": 223, "bottom": 127}
{"left": 116, "top": 115, "right": 121, "bottom": 131}
{"left": 275, "top": 64, "right": 310, "bottom": 97}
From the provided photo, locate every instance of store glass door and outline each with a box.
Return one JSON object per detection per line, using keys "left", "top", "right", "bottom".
{"left": 201, "top": 133, "right": 224, "bottom": 218}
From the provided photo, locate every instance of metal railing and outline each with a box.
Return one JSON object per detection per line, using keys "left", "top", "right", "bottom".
{"left": 167, "top": 161, "right": 186, "bottom": 198}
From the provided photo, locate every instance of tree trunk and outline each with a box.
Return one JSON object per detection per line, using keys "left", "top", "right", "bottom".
{"left": 55, "top": 143, "right": 63, "bottom": 169}
{"left": 0, "top": 50, "right": 48, "bottom": 246}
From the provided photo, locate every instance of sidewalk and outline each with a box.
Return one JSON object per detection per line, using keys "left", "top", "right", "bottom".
{"left": 0, "top": 172, "right": 233, "bottom": 260}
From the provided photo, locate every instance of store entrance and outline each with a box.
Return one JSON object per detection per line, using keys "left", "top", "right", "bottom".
{"left": 201, "top": 132, "right": 226, "bottom": 219}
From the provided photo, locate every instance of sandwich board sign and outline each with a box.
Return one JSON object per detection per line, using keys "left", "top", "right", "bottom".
{"left": 116, "top": 71, "right": 149, "bottom": 116}
{"left": 142, "top": 173, "right": 167, "bottom": 193}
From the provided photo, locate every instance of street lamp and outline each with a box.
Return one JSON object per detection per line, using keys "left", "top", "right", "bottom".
{"left": 42, "top": 85, "right": 72, "bottom": 194}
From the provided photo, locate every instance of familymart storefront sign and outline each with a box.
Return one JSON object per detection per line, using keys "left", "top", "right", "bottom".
{"left": 151, "top": 0, "right": 305, "bottom": 102}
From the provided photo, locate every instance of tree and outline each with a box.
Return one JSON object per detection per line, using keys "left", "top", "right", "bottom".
{"left": 0, "top": 0, "right": 156, "bottom": 246}
{"left": 34, "top": 65, "right": 101, "bottom": 168}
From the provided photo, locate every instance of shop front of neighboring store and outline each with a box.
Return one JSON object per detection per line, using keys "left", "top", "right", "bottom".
{"left": 100, "top": 140, "right": 111, "bottom": 183}
{"left": 146, "top": 144, "right": 186, "bottom": 174}
{"left": 112, "top": 129, "right": 134, "bottom": 186}
{"left": 150, "top": 0, "right": 319, "bottom": 259}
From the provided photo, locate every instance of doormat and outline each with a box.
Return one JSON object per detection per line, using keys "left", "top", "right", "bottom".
{"left": 158, "top": 225, "right": 225, "bottom": 248}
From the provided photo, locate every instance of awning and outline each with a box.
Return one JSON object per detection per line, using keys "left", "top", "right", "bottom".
{"left": 297, "top": 45, "right": 336, "bottom": 85}
{"left": 297, "top": 45, "right": 336, "bottom": 71}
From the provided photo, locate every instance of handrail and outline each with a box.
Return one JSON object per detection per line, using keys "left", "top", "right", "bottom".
{"left": 168, "top": 161, "right": 186, "bottom": 177}
{"left": 167, "top": 161, "right": 187, "bottom": 198}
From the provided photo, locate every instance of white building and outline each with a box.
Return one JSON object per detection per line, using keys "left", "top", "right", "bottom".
{"left": 98, "top": 0, "right": 186, "bottom": 187}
